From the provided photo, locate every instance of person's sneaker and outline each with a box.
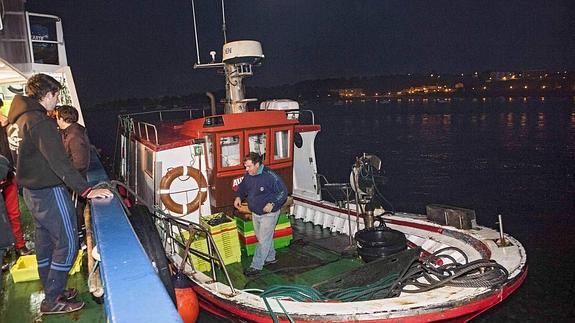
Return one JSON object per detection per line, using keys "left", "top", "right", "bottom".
{"left": 1, "top": 263, "right": 9, "bottom": 272}
{"left": 17, "top": 246, "right": 34, "bottom": 256}
{"left": 243, "top": 267, "right": 261, "bottom": 277}
{"left": 62, "top": 288, "right": 79, "bottom": 300}
{"left": 40, "top": 296, "right": 85, "bottom": 315}
{"left": 264, "top": 259, "right": 278, "bottom": 266}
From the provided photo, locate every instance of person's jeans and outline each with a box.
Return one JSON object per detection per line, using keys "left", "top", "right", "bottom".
{"left": 250, "top": 210, "right": 280, "bottom": 270}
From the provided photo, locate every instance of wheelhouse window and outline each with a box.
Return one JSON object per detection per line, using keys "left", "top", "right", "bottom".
{"left": 219, "top": 135, "right": 241, "bottom": 167}
{"left": 273, "top": 129, "right": 290, "bottom": 161}
{"left": 144, "top": 148, "right": 154, "bottom": 177}
{"left": 247, "top": 132, "right": 267, "bottom": 159}
{"left": 28, "top": 15, "right": 60, "bottom": 65}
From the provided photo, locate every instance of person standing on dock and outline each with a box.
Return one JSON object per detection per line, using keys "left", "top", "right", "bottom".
{"left": 234, "top": 152, "right": 288, "bottom": 277}
{"left": 54, "top": 105, "right": 90, "bottom": 246}
{"left": 0, "top": 98, "right": 32, "bottom": 258}
{"left": 7, "top": 74, "right": 113, "bottom": 315}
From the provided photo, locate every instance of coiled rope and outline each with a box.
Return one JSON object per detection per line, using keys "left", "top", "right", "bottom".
{"left": 251, "top": 246, "right": 509, "bottom": 321}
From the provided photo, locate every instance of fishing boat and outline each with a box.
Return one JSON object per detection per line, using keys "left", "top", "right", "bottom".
{"left": 0, "top": 1, "right": 527, "bottom": 322}
{"left": 111, "top": 3, "right": 528, "bottom": 322}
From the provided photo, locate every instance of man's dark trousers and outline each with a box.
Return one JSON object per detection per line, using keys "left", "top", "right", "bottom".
{"left": 24, "top": 185, "right": 78, "bottom": 303}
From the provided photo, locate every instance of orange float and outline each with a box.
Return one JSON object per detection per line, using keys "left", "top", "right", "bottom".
{"left": 173, "top": 272, "right": 199, "bottom": 323}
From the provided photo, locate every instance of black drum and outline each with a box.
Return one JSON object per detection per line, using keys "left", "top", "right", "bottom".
{"left": 355, "top": 225, "right": 407, "bottom": 263}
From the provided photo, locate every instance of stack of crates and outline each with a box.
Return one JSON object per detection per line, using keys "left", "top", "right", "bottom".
{"left": 178, "top": 213, "right": 241, "bottom": 272}
{"left": 235, "top": 213, "right": 293, "bottom": 256}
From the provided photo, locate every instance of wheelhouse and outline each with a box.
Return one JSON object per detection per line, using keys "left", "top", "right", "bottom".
{"left": 119, "top": 109, "right": 298, "bottom": 222}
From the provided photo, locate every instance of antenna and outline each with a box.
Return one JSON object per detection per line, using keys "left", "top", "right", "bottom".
{"left": 221, "top": 0, "right": 227, "bottom": 44}
{"left": 191, "top": 0, "right": 201, "bottom": 65}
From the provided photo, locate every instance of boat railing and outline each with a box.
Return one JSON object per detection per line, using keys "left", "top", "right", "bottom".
{"left": 119, "top": 108, "right": 207, "bottom": 122}
{"left": 135, "top": 121, "right": 159, "bottom": 144}
{"left": 161, "top": 215, "right": 238, "bottom": 296}
{"left": 290, "top": 109, "right": 316, "bottom": 125}
{"left": 118, "top": 108, "right": 207, "bottom": 145}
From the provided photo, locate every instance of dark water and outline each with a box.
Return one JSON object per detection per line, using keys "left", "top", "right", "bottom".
{"left": 85, "top": 97, "right": 575, "bottom": 322}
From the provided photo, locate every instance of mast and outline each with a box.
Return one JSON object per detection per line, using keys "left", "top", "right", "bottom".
{"left": 191, "top": 0, "right": 264, "bottom": 114}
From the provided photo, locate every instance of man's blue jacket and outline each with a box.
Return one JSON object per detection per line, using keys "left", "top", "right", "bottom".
{"left": 235, "top": 165, "right": 288, "bottom": 215}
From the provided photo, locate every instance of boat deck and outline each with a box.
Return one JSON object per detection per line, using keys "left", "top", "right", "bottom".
{"left": 209, "top": 217, "right": 367, "bottom": 290}
{"left": 0, "top": 198, "right": 105, "bottom": 322}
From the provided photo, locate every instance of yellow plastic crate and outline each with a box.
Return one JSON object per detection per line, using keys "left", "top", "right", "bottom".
{"left": 178, "top": 235, "right": 212, "bottom": 272}
{"left": 200, "top": 213, "right": 237, "bottom": 235}
{"left": 10, "top": 252, "right": 83, "bottom": 283}
{"left": 179, "top": 230, "right": 241, "bottom": 272}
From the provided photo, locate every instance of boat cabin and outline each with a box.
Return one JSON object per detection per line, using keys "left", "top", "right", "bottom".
{"left": 120, "top": 108, "right": 301, "bottom": 223}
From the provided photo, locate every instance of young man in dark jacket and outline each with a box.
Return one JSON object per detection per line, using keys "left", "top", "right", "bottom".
{"left": 7, "top": 73, "right": 113, "bottom": 314}
{"left": 55, "top": 105, "right": 90, "bottom": 244}
{"left": 234, "top": 152, "right": 288, "bottom": 276}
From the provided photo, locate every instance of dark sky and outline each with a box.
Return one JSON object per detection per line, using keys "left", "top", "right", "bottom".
{"left": 26, "top": 0, "right": 575, "bottom": 107}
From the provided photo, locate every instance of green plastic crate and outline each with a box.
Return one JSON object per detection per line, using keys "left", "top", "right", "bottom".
{"left": 240, "top": 235, "right": 293, "bottom": 256}
{"left": 235, "top": 213, "right": 290, "bottom": 233}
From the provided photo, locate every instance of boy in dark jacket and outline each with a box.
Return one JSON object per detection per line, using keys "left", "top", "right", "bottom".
{"left": 7, "top": 73, "right": 113, "bottom": 314}
{"left": 55, "top": 105, "right": 90, "bottom": 244}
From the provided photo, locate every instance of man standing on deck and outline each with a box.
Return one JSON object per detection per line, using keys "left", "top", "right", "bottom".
{"left": 234, "top": 152, "right": 288, "bottom": 277}
{"left": 55, "top": 105, "right": 90, "bottom": 246}
{"left": 7, "top": 73, "right": 113, "bottom": 315}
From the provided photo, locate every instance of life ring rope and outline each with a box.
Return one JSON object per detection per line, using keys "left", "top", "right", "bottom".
{"left": 159, "top": 166, "right": 208, "bottom": 215}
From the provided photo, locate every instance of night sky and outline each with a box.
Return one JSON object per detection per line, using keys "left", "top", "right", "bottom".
{"left": 26, "top": 0, "right": 575, "bottom": 107}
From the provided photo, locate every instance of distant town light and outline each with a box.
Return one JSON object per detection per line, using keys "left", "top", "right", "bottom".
{"left": 524, "top": 85, "right": 528, "bottom": 89}
{"left": 509, "top": 86, "right": 513, "bottom": 89}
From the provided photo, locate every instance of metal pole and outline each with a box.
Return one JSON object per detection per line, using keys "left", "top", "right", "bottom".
{"left": 345, "top": 186, "right": 353, "bottom": 246}
{"left": 498, "top": 214, "right": 507, "bottom": 246}
{"left": 221, "top": 0, "right": 227, "bottom": 44}
{"left": 191, "top": 0, "right": 201, "bottom": 64}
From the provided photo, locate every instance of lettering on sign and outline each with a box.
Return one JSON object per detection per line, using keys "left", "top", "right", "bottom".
{"left": 231, "top": 176, "right": 244, "bottom": 191}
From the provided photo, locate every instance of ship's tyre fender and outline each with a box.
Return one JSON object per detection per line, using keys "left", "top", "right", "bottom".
{"left": 159, "top": 166, "right": 208, "bottom": 214}
{"left": 128, "top": 204, "right": 176, "bottom": 304}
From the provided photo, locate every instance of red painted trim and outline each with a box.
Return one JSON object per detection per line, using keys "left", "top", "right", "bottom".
{"left": 216, "top": 168, "right": 247, "bottom": 179}
{"left": 181, "top": 111, "right": 298, "bottom": 136}
{"left": 238, "top": 227, "right": 293, "bottom": 244}
{"left": 192, "top": 265, "right": 528, "bottom": 322}
{"left": 133, "top": 135, "right": 198, "bottom": 152}
{"left": 295, "top": 124, "right": 321, "bottom": 132}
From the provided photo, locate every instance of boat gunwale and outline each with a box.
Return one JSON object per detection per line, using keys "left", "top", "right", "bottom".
{"left": 169, "top": 207, "right": 527, "bottom": 321}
